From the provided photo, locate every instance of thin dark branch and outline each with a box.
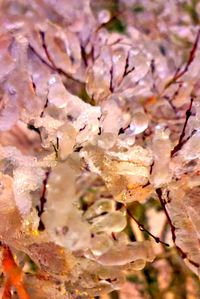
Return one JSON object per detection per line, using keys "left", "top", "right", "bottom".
{"left": 86, "top": 211, "right": 108, "bottom": 223}
{"left": 163, "top": 95, "right": 179, "bottom": 115}
{"left": 163, "top": 82, "right": 183, "bottom": 115}
{"left": 81, "top": 45, "right": 88, "bottom": 67}
{"left": 36, "top": 171, "right": 50, "bottom": 231}
{"left": 156, "top": 188, "right": 200, "bottom": 269}
{"left": 123, "top": 51, "right": 130, "bottom": 77}
{"left": 51, "top": 137, "right": 59, "bottom": 159}
{"left": 118, "top": 124, "right": 130, "bottom": 135}
{"left": 40, "top": 97, "right": 49, "bottom": 117}
{"left": 27, "top": 124, "right": 41, "bottom": 140}
{"left": 156, "top": 188, "right": 176, "bottom": 243}
{"left": 171, "top": 98, "right": 193, "bottom": 156}
{"left": 29, "top": 41, "right": 85, "bottom": 86}
{"left": 31, "top": 76, "right": 36, "bottom": 92}
{"left": 117, "top": 51, "right": 135, "bottom": 88}
{"left": 165, "top": 29, "right": 200, "bottom": 89}
{"left": 150, "top": 59, "right": 155, "bottom": 74}
{"left": 39, "top": 31, "right": 85, "bottom": 83}
{"left": 150, "top": 58, "right": 160, "bottom": 94}
{"left": 29, "top": 44, "right": 55, "bottom": 71}
{"left": 172, "top": 82, "right": 183, "bottom": 99}
{"left": 39, "top": 31, "right": 57, "bottom": 69}
{"left": 126, "top": 206, "right": 169, "bottom": 247}
{"left": 123, "top": 51, "right": 135, "bottom": 77}
{"left": 175, "top": 29, "right": 200, "bottom": 79}
{"left": 109, "top": 63, "right": 114, "bottom": 92}
{"left": 125, "top": 65, "right": 135, "bottom": 76}
{"left": 79, "top": 124, "right": 87, "bottom": 132}
{"left": 74, "top": 145, "right": 83, "bottom": 152}
{"left": 111, "top": 232, "right": 117, "bottom": 241}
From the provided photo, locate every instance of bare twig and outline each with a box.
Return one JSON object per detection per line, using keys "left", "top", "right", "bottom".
{"left": 126, "top": 206, "right": 169, "bottom": 247}
{"left": 156, "top": 188, "right": 200, "bottom": 269}
{"left": 36, "top": 171, "right": 50, "bottom": 231}
{"left": 117, "top": 51, "right": 135, "bottom": 87}
{"left": 29, "top": 34, "right": 85, "bottom": 86}
{"left": 171, "top": 98, "right": 193, "bottom": 156}
{"left": 123, "top": 51, "right": 135, "bottom": 77}
{"left": 109, "top": 63, "right": 114, "bottom": 92}
{"left": 165, "top": 29, "right": 200, "bottom": 89}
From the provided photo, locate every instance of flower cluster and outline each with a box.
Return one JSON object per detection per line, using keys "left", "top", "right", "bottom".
{"left": 0, "top": 0, "right": 200, "bottom": 298}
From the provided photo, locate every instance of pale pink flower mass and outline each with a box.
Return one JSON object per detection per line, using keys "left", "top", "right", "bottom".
{"left": 0, "top": 1, "right": 200, "bottom": 298}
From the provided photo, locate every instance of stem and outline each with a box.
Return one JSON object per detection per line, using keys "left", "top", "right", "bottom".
{"left": 165, "top": 29, "right": 200, "bottom": 89}
{"left": 171, "top": 98, "right": 194, "bottom": 157}
{"left": 126, "top": 207, "right": 169, "bottom": 247}
{"left": 156, "top": 188, "right": 200, "bottom": 269}
{"left": 36, "top": 171, "right": 50, "bottom": 231}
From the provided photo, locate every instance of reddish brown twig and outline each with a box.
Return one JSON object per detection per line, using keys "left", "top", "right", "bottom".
{"left": 171, "top": 98, "right": 194, "bottom": 156}
{"left": 156, "top": 188, "right": 200, "bottom": 269}
{"left": 36, "top": 171, "right": 50, "bottom": 231}
{"left": 165, "top": 29, "right": 200, "bottom": 89}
